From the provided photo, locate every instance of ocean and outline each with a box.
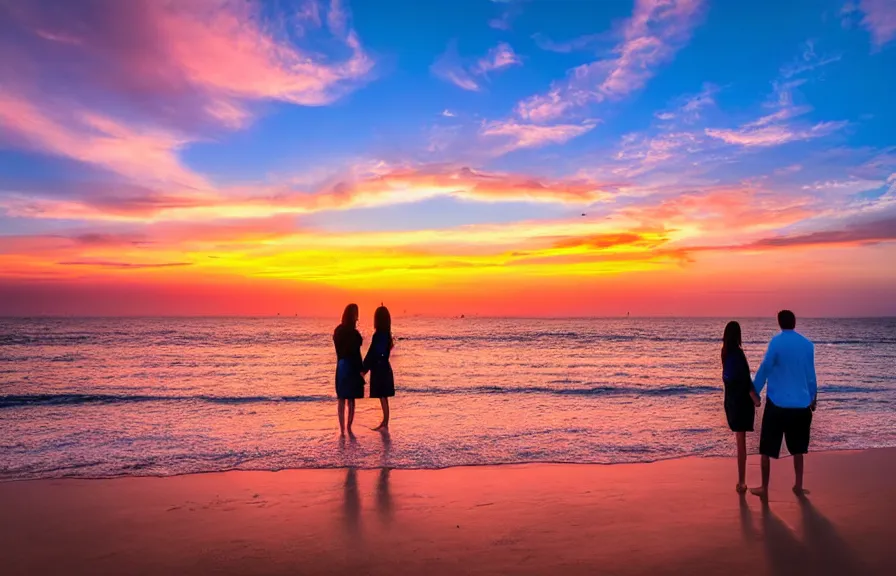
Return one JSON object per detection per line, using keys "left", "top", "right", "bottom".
{"left": 1, "top": 317, "right": 894, "bottom": 480}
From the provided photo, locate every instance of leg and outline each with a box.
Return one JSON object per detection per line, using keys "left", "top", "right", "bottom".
{"left": 373, "top": 398, "right": 389, "bottom": 429}
{"left": 380, "top": 397, "right": 390, "bottom": 428}
{"left": 337, "top": 399, "right": 346, "bottom": 436}
{"left": 735, "top": 431, "right": 747, "bottom": 492}
{"left": 753, "top": 400, "right": 782, "bottom": 497}
{"left": 751, "top": 455, "right": 770, "bottom": 497}
{"left": 786, "top": 407, "right": 812, "bottom": 496}
{"left": 792, "top": 453, "right": 809, "bottom": 495}
{"left": 347, "top": 399, "right": 356, "bottom": 434}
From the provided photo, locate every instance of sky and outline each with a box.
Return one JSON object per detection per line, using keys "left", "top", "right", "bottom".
{"left": 0, "top": 0, "right": 894, "bottom": 317}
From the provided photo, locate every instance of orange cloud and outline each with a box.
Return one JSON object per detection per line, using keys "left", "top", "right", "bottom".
{"left": 2, "top": 165, "right": 615, "bottom": 222}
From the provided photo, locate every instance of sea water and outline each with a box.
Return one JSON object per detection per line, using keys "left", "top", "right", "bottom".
{"left": 1, "top": 317, "right": 894, "bottom": 480}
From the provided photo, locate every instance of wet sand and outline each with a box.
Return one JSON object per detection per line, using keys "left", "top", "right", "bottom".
{"left": 2, "top": 447, "right": 894, "bottom": 575}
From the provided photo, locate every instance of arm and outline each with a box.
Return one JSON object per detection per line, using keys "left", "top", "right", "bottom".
{"left": 353, "top": 331, "right": 365, "bottom": 374}
{"left": 743, "top": 352, "right": 761, "bottom": 407}
{"left": 362, "top": 334, "right": 376, "bottom": 374}
{"left": 752, "top": 339, "right": 776, "bottom": 395}
{"left": 807, "top": 343, "right": 818, "bottom": 410}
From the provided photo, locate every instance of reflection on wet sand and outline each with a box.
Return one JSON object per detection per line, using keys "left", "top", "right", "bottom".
{"left": 342, "top": 468, "right": 360, "bottom": 536}
{"left": 376, "top": 468, "right": 393, "bottom": 525}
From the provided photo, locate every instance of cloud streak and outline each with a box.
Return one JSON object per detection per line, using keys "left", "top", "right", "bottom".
{"left": 1, "top": 164, "right": 615, "bottom": 222}
{"left": 480, "top": 119, "right": 597, "bottom": 154}
{"left": 432, "top": 41, "right": 522, "bottom": 91}
{"left": 705, "top": 121, "right": 847, "bottom": 147}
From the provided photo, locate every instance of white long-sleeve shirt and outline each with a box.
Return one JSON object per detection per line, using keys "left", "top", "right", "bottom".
{"left": 753, "top": 330, "right": 817, "bottom": 408}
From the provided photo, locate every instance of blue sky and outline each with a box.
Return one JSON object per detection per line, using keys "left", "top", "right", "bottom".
{"left": 0, "top": 0, "right": 894, "bottom": 316}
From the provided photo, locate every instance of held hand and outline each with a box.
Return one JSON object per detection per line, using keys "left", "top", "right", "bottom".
{"left": 750, "top": 391, "right": 761, "bottom": 408}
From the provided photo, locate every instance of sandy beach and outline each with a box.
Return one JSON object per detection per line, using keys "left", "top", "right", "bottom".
{"left": 1, "top": 448, "right": 894, "bottom": 575}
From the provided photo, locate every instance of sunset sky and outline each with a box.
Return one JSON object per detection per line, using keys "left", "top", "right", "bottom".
{"left": 0, "top": 0, "right": 894, "bottom": 316}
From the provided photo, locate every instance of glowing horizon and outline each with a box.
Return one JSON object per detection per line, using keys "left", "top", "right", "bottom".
{"left": 1, "top": 0, "right": 894, "bottom": 317}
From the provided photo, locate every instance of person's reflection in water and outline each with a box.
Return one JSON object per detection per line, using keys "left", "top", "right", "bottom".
{"left": 343, "top": 468, "right": 361, "bottom": 536}
{"left": 796, "top": 495, "right": 865, "bottom": 574}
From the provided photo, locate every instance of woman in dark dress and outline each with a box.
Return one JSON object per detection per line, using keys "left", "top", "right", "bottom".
{"left": 334, "top": 304, "right": 365, "bottom": 436}
{"left": 722, "top": 321, "right": 761, "bottom": 493}
{"left": 364, "top": 306, "right": 395, "bottom": 430}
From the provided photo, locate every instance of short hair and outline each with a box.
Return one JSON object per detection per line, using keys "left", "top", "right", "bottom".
{"left": 777, "top": 310, "right": 796, "bottom": 330}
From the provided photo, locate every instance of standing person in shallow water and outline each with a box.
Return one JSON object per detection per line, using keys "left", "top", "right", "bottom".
{"left": 721, "top": 321, "right": 762, "bottom": 493}
{"left": 334, "top": 304, "right": 365, "bottom": 436}
{"left": 751, "top": 310, "right": 818, "bottom": 498}
{"left": 364, "top": 305, "right": 395, "bottom": 430}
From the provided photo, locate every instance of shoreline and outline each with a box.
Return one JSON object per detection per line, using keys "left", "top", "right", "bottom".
{"left": 3, "top": 447, "right": 895, "bottom": 575}
{"left": 4, "top": 445, "right": 893, "bottom": 484}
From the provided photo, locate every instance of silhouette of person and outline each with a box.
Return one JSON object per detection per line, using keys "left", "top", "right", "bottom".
{"left": 334, "top": 304, "right": 365, "bottom": 436}
{"left": 722, "top": 321, "right": 762, "bottom": 493}
{"left": 363, "top": 306, "right": 395, "bottom": 430}
{"left": 751, "top": 310, "right": 818, "bottom": 498}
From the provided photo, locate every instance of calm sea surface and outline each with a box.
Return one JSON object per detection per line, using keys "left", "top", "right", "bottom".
{"left": 1, "top": 317, "right": 894, "bottom": 480}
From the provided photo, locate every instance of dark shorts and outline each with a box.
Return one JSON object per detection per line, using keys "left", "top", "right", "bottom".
{"left": 759, "top": 399, "right": 812, "bottom": 458}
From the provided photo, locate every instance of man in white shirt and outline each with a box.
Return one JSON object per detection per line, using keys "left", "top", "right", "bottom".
{"left": 750, "top": 310, "right": 817, "bottom": 498}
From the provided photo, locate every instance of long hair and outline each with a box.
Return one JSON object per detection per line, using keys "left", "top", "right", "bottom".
{"left": 341, "top": 303, "right": 359, "bottom": 328}
{"left": 721, "top": 321, "right": 742, "bottom": 363}
{"left": 373, "top": 305, "right": 394, "bottom": 349}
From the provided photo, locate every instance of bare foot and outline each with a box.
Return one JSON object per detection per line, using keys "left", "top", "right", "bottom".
{"left": 793, "top": 487, "right": 811, "bottom": 497}
{"left": 373, "top": 422, "right": 388, "bottom": 431}
{"left": 736, "top": 483, "right": 748, "bottom": 494}
{"left": 750, "top": 487, "right": 768, "bottom": 498}
{"left": 340, "top": 430, "right": 346, "bottom": 438}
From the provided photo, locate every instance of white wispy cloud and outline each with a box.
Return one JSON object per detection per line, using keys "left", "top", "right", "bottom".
{"left": 517, "top": 0, "right": 705, "bottom": 123}
{"left": 432, "top": 42, "right": 522, "bottom": 91}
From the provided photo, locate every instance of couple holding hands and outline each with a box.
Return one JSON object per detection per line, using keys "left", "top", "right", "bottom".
{"left": 333, "top": 304, "right": 395, "bottom": 436}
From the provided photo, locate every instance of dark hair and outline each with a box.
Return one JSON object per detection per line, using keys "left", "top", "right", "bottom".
{"left": 341, "top": 304, "right": 359, "bottom": 328}
{"left": 373, "top": 305, "right": 394, "bottom": 349}
{"left": 778, "top": 310, "right": 796, "bottom": 330}
{"left": 721, "top": 320, "right": 742, "bottom": 363}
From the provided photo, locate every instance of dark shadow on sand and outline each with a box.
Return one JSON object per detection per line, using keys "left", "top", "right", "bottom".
{"left": 797, "top": 496, "right": 866, "bottom": 575}
{"left": 738, "top": 494, "right": 757, "bottom": 543}
{"left": 758, "top": 500, "right": 810, "bottom": 576}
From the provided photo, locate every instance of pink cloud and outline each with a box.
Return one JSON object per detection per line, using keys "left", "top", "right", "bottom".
{"left": 474, "top": 43, "right": 522, "bottom": 74}
{"left": 1, "top": 0, "right": 374, "bottom": 131}
{"left": 480, "top": 120, "right": 597, "bottom": 154}
{"left": 847, "top": 0, "right": 896, "bottom": 47}
{"left": 517, "top": 0, "right": 704, "bottom": 122}
{"left": 0, "top": 92, "right": 207, "bottom": 189}
{"left": 431, "top": 42, "right": 482, "bottom": 91}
